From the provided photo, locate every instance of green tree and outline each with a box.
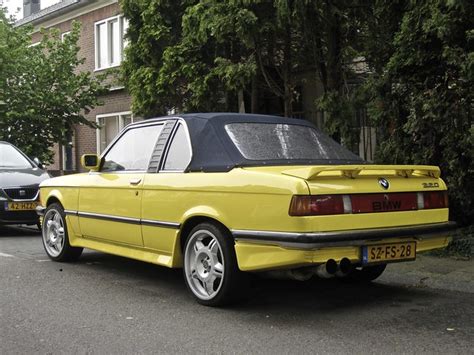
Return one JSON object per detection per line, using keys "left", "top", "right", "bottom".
{"left": 122, "top": 0, "right": 370, "bottom": 149}
{"left": 364, "top": 0, "right": 474, "bottom": 224}
{"left": 0, "top": 12, "right": 108, "bottom": 164}
{"left": 122, "top": 0, "right": 258, "bottom": 116}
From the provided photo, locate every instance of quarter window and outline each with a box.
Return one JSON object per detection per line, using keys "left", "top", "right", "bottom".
{"left": 95, "top": 15, "right": 129, "bottom": 70}
{"left": 101, "top": 124, "right": 163, "bottom": 172}
{"left": 163, "top": 124, "right": 192, "bottom": 171}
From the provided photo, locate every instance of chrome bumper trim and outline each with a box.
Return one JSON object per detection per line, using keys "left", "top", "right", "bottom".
{"left": 141, "top": 219, "right": 180, "bottom": 228}
{"left": 35, "top": 206, "right": 46, "bottom": 216}
{"left": 51, "top": 209, "right": 180, "bottom": 229}
{"left": 78, "top": 211, "right": 141, "bottom": 225}
{"left": 232, "top": 221, "right": 456, "bottom": 248}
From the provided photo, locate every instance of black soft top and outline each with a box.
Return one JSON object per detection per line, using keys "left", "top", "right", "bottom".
{"left": 132, "top": 113, "right": 363, "bottom": 172}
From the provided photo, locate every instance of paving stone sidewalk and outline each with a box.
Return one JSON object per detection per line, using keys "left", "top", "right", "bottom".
{"left": 380, "top": 254, "right": 474, "bottom": 294}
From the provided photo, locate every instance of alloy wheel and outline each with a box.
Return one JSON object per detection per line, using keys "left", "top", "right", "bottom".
{"left": 184, "top": 229, "right": 225, "bottom": 300}
{"left": 42, "top": 208, "right": 65, "bottom": 257}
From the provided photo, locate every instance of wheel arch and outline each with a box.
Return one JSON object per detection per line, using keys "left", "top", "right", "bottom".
{"left": 172, "top": 213, "right": 231, "bottom": 268}
{"left": 46, "top": 195, "right": 62, "bottom": 207}
{"left": 178, "top": 215, "right": 233, "bottom": 253}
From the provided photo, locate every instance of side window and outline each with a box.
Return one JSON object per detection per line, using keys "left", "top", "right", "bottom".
{"left": 102, "top": 124, "right": 163, "bottom": 172}
{"left": 163, "top": 124, "right": 192, "bottom": 171}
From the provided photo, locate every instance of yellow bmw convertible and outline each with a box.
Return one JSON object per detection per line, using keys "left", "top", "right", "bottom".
{"left": 37, "top": 113, "right": 455, "bottom": 306}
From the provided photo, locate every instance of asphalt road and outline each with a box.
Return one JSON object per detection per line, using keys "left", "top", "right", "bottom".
{"left": 1, "top": 226, "right": 473, "bottom": 354}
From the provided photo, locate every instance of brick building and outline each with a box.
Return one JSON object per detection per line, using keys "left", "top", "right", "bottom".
{"left": 17, "top": 0, "right": 375, "bottom": 174}
{"left": 17, "top": 0, "right": 140, "bottom": 174}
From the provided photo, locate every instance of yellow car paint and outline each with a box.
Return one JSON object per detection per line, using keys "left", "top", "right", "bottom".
{"left": 39, "top": 164, "right": 452, "bottom": 272}
{"left": 234, "top": 236, "right": 451, "bottom": 272}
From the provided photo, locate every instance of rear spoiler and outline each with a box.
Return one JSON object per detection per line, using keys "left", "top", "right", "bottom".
{"left": 281, "top": 165, "right": 441, "bottom": 180}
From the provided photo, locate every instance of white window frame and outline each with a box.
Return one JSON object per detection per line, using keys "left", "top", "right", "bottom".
{"left": 96, "top": 111, "right": 137, "bottom": 154}
{"left": 61, "top": 31, "right": 71, "bottom": 41}
{"left": 94, "top": 15, "right": 128, "bottom": 71}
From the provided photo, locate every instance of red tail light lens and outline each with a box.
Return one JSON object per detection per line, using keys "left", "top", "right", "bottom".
{"left": 423, "top": 191, "right": 448, "bottom": 209}
{"left": 289, "top": 190, "right": 448, "bottom": 216}
{"left": 289, "top": 195, "right": 344, "bottom": 216}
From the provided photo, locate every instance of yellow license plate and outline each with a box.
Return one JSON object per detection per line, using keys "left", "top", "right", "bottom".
{"left": 6, "top": 202, "right": 38, "bottom": 211}
{"left": 362, "top": 242, "right": 416, "bottom": 264}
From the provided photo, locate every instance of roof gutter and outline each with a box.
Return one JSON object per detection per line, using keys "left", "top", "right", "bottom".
{"left": 14, "top": 0, "right": 96, "bottom": 28}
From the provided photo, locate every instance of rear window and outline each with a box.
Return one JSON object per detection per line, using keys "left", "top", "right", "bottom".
{"left": 225, "top": 123, "right": 362, "bottom": 162}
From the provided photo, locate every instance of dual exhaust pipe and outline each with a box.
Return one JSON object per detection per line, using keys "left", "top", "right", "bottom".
{"left": 315, "top": 258, "right": 352, "bottom": 279}
{"left": 263, "top": 258, "right": 352, "bottom": 281}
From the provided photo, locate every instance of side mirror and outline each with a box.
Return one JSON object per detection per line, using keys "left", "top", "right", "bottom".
{"left": 81, "top": 154, "right": 101, "bottom": 171}
{"left": 33, "top": 157, "right": 44, "bottom": 169}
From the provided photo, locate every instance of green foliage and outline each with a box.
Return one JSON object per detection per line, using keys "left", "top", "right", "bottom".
{"left": 0, "top": 11, "right": 108, "bottom": 164}
{"left": 122, "top": 0, "right": 258, "bottom": 115}
{"left": 121, "top": 0, "right": 368, "bottom": 146}
{"left": 364, "top": 0, "right": 474, "bottom": 224}
{"left": 121, "top": 0, "right": 472, "bottom": 223}
{"left": 429, "top": 225, "right": 474, "bottom": 258}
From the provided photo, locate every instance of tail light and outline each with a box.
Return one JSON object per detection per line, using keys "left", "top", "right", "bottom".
{"left": 289, "top": 195, "right": 345, "bottom": 216}
{"left": 421, "top": 191, "right": 448, "bottom": 209}
{"left": 290, "top": 191, "right": 448, "bottom": 216}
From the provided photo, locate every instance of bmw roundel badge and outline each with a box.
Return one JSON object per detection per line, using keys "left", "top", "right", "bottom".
{"left": 378, "top": 177, "right": 390, "bottom": 190}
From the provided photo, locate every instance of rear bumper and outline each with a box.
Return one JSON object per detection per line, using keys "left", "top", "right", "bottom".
{"left": 232, "top": 221, "right": 457, "bottom": 248}
{"left": 232, "top": 222, "right": 456, "bottom": 271}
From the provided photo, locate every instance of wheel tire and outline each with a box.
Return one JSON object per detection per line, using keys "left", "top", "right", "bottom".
{"left": 183, "top": 222, "right": 248, "bottom": 307}
{"left": 345, "top": 264, "right": 387, "bottom": 283}
{"left": 42, "top": 203, "right": 83, "bottom": 262}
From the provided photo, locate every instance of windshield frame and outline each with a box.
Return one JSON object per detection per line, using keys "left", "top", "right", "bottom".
{"left": 0, "top": 142, "right": 35, "bottom": 169}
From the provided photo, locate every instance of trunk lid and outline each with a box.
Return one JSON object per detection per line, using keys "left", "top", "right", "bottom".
{"left": 280, "top": 165, "right": 445, "bottom": 194}
{"left": 243, "top": 164, "right": 449, "bottom": 231}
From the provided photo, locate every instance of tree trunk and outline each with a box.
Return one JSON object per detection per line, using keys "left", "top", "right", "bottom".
{"left": 238, "top": 89, "right": 245, "bottom": 113}
{"left": 283, "top": 22, "right": 293, "bottom": 117}
{"left": 251, "top": 75, "right": 258, "bottom": 113}
{"left": 325, "top": 0, "right": 342, "bottom": 94}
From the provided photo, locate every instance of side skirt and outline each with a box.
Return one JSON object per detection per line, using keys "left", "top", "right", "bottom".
{"left": 71, "top": 236, "right": 176, "bottom": 269}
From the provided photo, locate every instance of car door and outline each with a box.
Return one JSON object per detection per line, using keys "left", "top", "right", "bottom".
{"left": 78, "top": 123, "right": 164, "bottom": 246}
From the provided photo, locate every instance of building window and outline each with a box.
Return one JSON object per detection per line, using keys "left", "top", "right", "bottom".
{"left": 96, "top": 112, "right": 141, "bottom": 153}
{"left": 94, "top": 15, "right": 129, "bottom": 70}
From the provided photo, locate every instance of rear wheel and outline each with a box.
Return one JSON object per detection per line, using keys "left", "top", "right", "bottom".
{"left": 183, "top": 222, "right": 247, "bottom": 306}
{"left": 42, "top": 203, "right": 83, "bottom": 262}
{"left": 345, "top": 264, "right": 387, "bottom": 282}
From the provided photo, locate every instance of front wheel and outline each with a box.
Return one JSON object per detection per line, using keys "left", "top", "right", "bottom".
{"left": 42, "top": 203, "right": 83, "bottom": 262}
{"left": 183, "top": 222, "right": 247, "bottom": 306}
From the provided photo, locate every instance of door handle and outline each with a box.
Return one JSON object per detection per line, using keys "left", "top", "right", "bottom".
{"left": 129, "top": 178, "right": 142, "bottom": 185}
